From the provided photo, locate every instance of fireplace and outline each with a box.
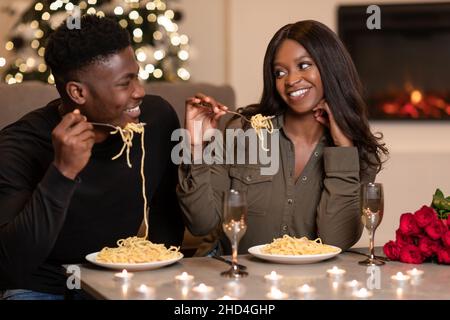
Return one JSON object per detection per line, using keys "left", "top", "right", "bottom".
{"left": 338, "top": 3, "right": 450, "bottom": 120}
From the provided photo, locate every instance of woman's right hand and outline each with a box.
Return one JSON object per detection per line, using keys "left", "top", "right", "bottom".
{"left": 185, "top": 93, "right": 228, "bottom": 146}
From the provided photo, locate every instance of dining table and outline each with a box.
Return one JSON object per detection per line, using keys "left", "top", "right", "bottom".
{"left": 66, "top": 247, "right": 449, "bottom": 300}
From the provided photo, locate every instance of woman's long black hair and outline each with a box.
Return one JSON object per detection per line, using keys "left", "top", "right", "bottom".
{"left": 239, "top": 20, "right": 388, "bottom": 172}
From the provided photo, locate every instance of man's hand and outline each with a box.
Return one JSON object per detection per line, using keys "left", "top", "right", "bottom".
{"left": 52, "top": 109, "right": 95, "bottom": 180}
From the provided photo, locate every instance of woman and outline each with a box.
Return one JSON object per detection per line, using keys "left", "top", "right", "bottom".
{"left": 178, "top": 20, "right": 388, "bottom": 255}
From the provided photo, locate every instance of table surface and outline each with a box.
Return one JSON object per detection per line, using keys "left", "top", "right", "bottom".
{"left": 71, "top": 248, "right": 450, "bottom": 300}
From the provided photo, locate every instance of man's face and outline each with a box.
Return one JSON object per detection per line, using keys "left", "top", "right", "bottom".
{"left": 78, "top": 46, "right": 145, "bottom": 128}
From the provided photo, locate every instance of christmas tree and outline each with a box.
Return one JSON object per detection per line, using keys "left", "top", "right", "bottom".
{"left": 0, "top": 0, "right": 190, "bottom": 85}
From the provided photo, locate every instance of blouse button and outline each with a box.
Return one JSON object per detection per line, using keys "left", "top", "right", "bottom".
{"left": 287, "top": 198, "right": 294, "bottom": 204}
{"left": 314, "top": 151, "right": 319, "bottom": 157}
{"left": 301, "top": 176, "right": 308, "bottom": 182}
{"left": 245, "top": 175, "right": 252, "bottom": 182}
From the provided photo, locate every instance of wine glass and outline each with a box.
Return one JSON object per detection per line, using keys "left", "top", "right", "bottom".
{"left": 359, "top": 182, "right": 385, "bottom": 266}
{"left": 221, "top": 189, "right": 248, "bottom": 278}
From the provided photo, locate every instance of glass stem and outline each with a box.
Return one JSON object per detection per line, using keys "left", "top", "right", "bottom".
{"left": 368, "top": 229, "right": 375, "bottom": 260}
{"left": 231, "top": 236, "right": 239, "bottom": 272}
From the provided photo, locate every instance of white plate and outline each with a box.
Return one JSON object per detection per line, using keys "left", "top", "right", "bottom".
{"left": 248, "top": 245, "right": 341, "bottom": 264}
{"left": 85, "top": 252, "right": 183, "bottom": 271}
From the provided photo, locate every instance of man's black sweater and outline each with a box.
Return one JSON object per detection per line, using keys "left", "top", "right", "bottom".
{"left": 0, "top": 95, "right": 184, "bottom": 294}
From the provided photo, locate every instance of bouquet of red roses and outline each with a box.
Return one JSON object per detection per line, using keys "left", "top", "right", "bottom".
{"left": 383, "top": 189, "right": 450, "bottom": 264}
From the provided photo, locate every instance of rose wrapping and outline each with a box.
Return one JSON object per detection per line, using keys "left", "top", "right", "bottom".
{"left": 384, "top": 189, "right": 450, "bottom": 264}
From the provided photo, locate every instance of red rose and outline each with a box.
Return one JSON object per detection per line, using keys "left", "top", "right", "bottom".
{"left": 399, "top": 244, "right": 425, "bottom": 264}
{"left": 414, "top": 205, "right": 437, "bottom": 228}
{"left": 417, "top": 236, "right": 439, "bottom": 258}
{"left": 395, "top": 229, "right": 414, "bottom": 247}
{"left": 424, "top": 219, "right": 447, "bottom": 240}
{"left": 447, "top": 216, "right": 450, "bottom": 229}
{"left": 442, "top": 230, "right": 450, "bottom": 248}
{"left": 383, "top": 241, "right": 400, "bottom": 260}
{"left": 399, "top": 213, "right": 421, "bottom": 236}
{"left": 436, "top": 246, "right": 450, "bottom": 264}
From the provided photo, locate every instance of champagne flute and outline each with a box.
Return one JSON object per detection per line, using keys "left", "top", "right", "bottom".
{"left": 359, "top": 182, "right": 385, "bottom": 266}
{"left": 221, "top": 189, "right": 248, "bottom": 278}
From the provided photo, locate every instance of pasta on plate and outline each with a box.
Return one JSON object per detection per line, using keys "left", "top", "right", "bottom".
{"left": 262, "top": 235, "right": 340, "bottom": 255}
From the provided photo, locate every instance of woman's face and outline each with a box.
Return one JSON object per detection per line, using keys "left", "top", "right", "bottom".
{"left": 273, "top": 39, "right": 324, "bottom": 115}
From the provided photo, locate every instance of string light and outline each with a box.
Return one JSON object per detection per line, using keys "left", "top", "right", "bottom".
{"left": 42, "top": 12, "right": 51, "bottom": 20}
{"left": 147, "top": 14, "right": 157, "bottom": 22}
{"left": 180, "top": 35, "right": 189, "bottom": 45}
{"left": 153, "top": 69, "right": 163, "bottom": 78}
{"left": 119, "top": 19, "right": 128, "bottom": 28}
{"left": 146, "top": 2, "right": 156, "bottom": 10}
{"left": 153, "top": 31, "right": 163, "bottom": 40}
{"left": 170, "top": 34, "right": 181, "bottom": 46}
{"left": 31, "top": 40, "right": 40, "bottom": 49}
{"left": 114, "top": 6, "right": 124, "bottom": 15}
{"left": 2, "top": 0, "right": 190, "bottom": 84}
{"left": 30, "top": 20, "right": 39, "bottom": 29}
{"left": 129, "top": 10, "right": 139, "bottom": 20}
{"left": 154, "top": 50, "right": 165, "bottom": 60}
{"left": 38, "top": 47, "right": 46, "bottom": 57}
{"left": 48, "top": 74, "right": 55, "bottom": 84}
{"left": 5, "top": 41, "right": 14, "bottom": 51}
{"left": 34, "top": 3, "right": 44, "bottom": 11}
{"left": 38, "top": 63, "right": 47, "bottom": 72}
{"left": 65, "top": 3, "right": 74, "bottom": 11}
{"left": 177, "top": 68, "right": 190, "bottom": 80}
{"left": 35, "top": 30, "right": 44, "bottom": 39}
{"left": 134, "top": 16, "right": 143, "bottom": 24}
{"left": 79, "top": 1, "right": 87, "bottom": 10}
{"left": 178, "top": 50, "right": 189, "bottom": 61}
{"left": 133, "top": 28, "right": 143, "bottom": 38}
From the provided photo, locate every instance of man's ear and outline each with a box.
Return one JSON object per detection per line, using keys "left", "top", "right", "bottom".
{"left": 66, "top": 81, "right": 87, "bottom": 105}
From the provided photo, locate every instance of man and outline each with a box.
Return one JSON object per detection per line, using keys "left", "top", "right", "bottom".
{"left": 0, "top": 15, "right": 184, "bottom": 299}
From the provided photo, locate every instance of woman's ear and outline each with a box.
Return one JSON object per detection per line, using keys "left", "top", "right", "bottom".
{"left": 66, "top": 81, "right": 87, "bottom": 105}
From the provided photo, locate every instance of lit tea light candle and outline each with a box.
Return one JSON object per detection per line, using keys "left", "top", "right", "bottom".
{"left": 296, "top": 284, "right": 316, "bottom": 299}
{"left": 224, "top": 280, "right": 246, "bottom": 298}
{"left": 264, "top": 271, "right": 283, "bottom": 285}
{"left": 174, "top": 272, "right": 194, "bottom": 286}
{"left": 391, "top": 272, "right": 410, "bottom": 284}
{"left": 192, "top": 283, "right": 214, "bottom": 299}
{"left": 135, "top": 284, "right": 155, "bottom": 299}
{"left": 326, "top": 266, "right": 346, "bottom": 278}
{"left": 114, "top": 269, "right": 134, "bottom": 282}
{"left": 406, "top": 268, "right": 424, "bottom": 279}
{"left": 217, "top": 295, "right": 237, "bottom": 300}
{"left": 352, "top": 287, "right": 372, "bottom": 299}
{"left": 345, "top": 280, "right": 362, "bottom": 291}
{"left": 266, "top": 287, "right": 288, "bottom": 300}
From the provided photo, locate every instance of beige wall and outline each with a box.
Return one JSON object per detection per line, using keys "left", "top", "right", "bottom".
{"left": 1, "top": 0, "right": 449, "bottom": 248}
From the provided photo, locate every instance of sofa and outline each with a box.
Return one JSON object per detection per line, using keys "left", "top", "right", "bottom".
{"left": 0, "top": 81, "right": 236, "bottom": 256}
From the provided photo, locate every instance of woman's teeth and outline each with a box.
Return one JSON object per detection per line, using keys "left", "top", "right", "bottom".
{"left": 289, "top": 88, "right": 310, "bottom": 97}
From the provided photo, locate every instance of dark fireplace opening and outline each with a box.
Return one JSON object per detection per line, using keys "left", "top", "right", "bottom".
{"left": 338, "top": 3, "right": 450, "bottom": 120}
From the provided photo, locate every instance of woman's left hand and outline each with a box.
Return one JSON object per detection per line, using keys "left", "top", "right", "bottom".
{"left": 313, "top": 100, "right": 353, "bottom": 147}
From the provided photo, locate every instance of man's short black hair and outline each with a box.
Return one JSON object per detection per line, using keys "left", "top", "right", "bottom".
{"left": 45, "top": 14, "right": 130, "bottom": 88}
